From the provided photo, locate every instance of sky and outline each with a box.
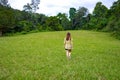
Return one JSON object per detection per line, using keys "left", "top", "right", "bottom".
{"left": 9, "top": 0, "right": 117, "bottom": 16}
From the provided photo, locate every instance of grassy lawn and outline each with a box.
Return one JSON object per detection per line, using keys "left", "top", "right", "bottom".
{"left": 0, "top": 30, "right": 120, "bottom": 80}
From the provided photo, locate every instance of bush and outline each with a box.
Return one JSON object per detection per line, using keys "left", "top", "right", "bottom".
{"left": 21, "top": 31, "right": 27, "bottom": 34}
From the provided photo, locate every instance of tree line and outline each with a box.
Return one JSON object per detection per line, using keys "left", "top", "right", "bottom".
{"left": 0, "top": 0, "right": 120, "bottom": 39}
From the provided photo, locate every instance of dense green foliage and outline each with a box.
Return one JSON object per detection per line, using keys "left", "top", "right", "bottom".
{"left": 105, "top": 0, "right": 120, "bottom": 39}
{"left": 0, "top": 0, "right": 120, "bottom": 39}
{"left": 88, "top": 2, "right": 108, "bottom": 30}
{"left": 0, "top": 30, "right": 120, "bottom": 79}
{"left": 86, "top": 1, "right": 120, "bottom": 39}
{"left": 0, "top": 4, "right": 15, "bottom": 36}
{"left": 72, "top": 7, "right": 89, "bottom": 29}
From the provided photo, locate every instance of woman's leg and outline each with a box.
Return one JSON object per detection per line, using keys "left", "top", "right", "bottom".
{"left": 66, "top": 50, "right": 69, "bottom": 58}
{"left": 68, "top": 50, "right": 71, "bottom": 59}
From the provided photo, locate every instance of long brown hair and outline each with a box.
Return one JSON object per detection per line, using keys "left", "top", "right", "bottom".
{"left": 66, "top": 32, "right": 71, "bottom": 41}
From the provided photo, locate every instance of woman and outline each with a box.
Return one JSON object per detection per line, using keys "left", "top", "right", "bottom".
{"left": 64, "top": 32, "right": 73, "bottom": 59}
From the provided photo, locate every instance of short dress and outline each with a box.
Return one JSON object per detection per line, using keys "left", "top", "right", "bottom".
{"left": 64, "top": 38, "right": 73, "bottom": 50}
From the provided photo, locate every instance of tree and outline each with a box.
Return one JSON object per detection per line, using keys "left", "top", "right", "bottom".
{"left": 17, "top": 20, "right": 33, "bottom": 32}
{"left": 37, "top": 14, "right": 48, "bottom": 30}
{"left": 109, "top": 0, "right": 120, "bottom": 19}
{"left": 74, "top": 7, "right": 89, "bottom": 29}
{"left": 57, "top": 13, "right": 71, "bottom": 30}
{"left": 46, "top": 16, "right": 63, "bottom": 31}
{"left": 31, "top": 0, "right": 40, "bottom": 13}
{"left": 23, "top": 3, "right": 32, "bottom": 13}
{"left": 105, "top": 0, "right": 120, "bottom": 39}
{"left": 82, "top": 13, "right": 91, "bottom": 30}
{"left": 23, "top": 0, "right": 40, "bottom": 31}
{"left": 89, "top": 2, "right": 108, "bottom": 30}
{"left": 0, "top": 5, "right": 15, "bottom": 36}
{"left": 69, "top": 7, "right": 76, "bottom": 29}
{"left": 23, "top": 0, "right": 40, "bottom": 13}
{"left": 69, "top": 8, "right": 76, "bottom": 20}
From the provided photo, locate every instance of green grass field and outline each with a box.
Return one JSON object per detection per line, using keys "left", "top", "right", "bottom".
{"left": 0, "top": 30, "right": 120, "bottom": 80}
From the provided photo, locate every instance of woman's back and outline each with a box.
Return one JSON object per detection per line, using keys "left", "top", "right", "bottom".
{"left": 64, "top": 38, "right": 72, "bottom": 50}
{"left": 64, "top": 32, "right": 73, "bottom": 59}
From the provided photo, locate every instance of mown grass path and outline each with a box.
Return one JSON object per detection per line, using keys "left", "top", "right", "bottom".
{"left": 0, "top": 30, "right": 120, "bottom": 80}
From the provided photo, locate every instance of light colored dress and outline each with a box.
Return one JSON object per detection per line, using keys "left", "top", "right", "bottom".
{"left": 64, "top": 38, "right": 73, "bottom": 50}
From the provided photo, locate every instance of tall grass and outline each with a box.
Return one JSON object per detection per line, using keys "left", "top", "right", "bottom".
{"left": 0, "top": 30, "right": 120, "bottom": 80}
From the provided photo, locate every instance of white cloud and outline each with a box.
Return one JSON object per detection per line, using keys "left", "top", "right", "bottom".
{"left": 9, "top": 0, "right": 31, "bottom": 10}
{"left": 9, "top": 0, "right": 116, "bottom": 16}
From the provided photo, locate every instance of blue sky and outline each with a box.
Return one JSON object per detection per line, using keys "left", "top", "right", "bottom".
{"left": 9, "top": 0, "right": 117, "bottom": 16}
